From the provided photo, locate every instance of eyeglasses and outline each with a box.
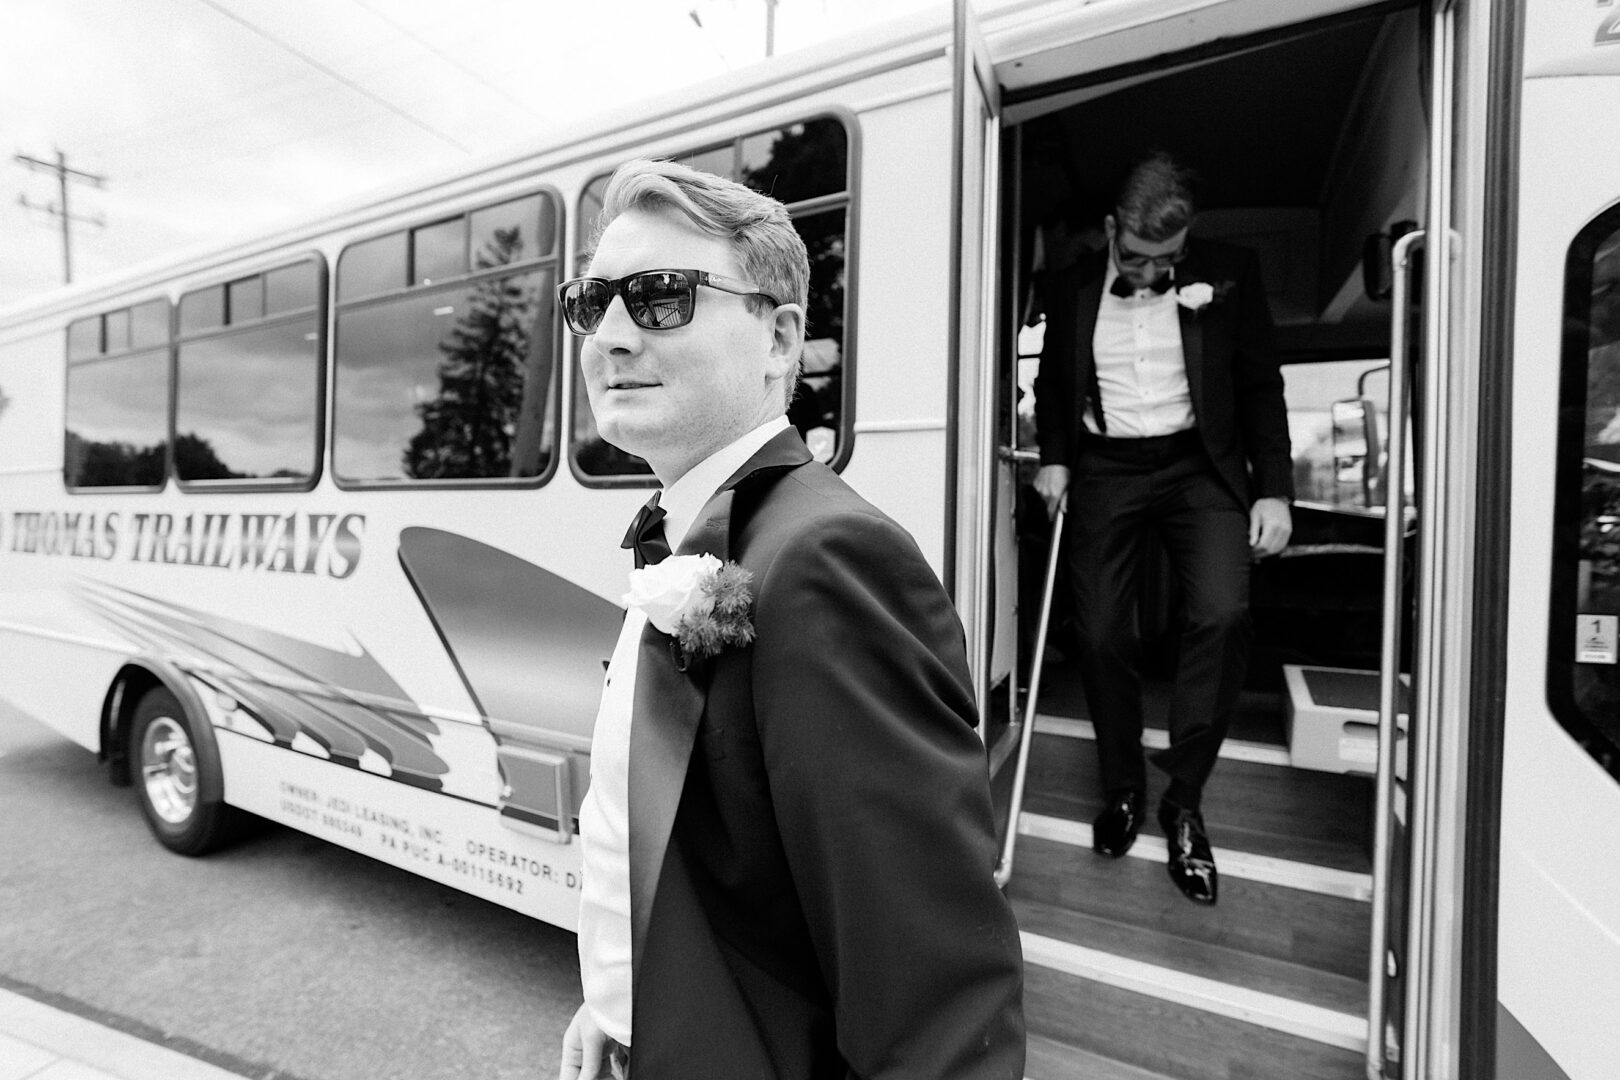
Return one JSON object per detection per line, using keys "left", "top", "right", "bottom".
{"left": 555, "top": 268, "right": 779, "bottom": 335}
{"left": 1113, "top": 236, "right": 1187, "bottom": 270}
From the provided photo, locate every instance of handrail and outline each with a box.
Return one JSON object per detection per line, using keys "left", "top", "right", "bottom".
{"left": 1365, "top": 226, "right": 1425, "bottom": 1079}
{"left": 994, "top": 500, "right": 1064, "bottom": 888}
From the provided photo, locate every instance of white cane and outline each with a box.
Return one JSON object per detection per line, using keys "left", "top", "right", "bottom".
{"left": 995, "top": 497, "right": 1066, "bottom": 888}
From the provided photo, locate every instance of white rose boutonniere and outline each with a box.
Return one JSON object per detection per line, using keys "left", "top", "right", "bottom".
{"left": 1176, "top": 282, "right": 1215, "bottom": 311}
{"left": 625, "top": 553, "right": 756, "bottom": 663}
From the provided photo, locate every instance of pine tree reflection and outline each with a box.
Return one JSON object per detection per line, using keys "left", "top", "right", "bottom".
{"left": 404, "top": 227, "right": 552, "bottom": 480}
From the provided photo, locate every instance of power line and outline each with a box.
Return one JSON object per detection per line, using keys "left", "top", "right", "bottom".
{"left": 191, "top": 0, "right": 472, "bottom": 154}
{"left": 14, "top": 149, "right": 106, "bottom": 284}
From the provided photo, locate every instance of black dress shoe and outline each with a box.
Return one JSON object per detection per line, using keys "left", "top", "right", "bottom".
{"left": 1092, "top": 790, "right": 1144, "bottom": 857}
{"left": 1159, "top": 802, "right": 1218, "bottom": 905}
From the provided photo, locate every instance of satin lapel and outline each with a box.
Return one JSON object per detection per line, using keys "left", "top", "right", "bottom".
{"left": 625, "top": 428, "right": 810, "bottom": 981}
{"left": 1176, "top": 249, "right": 1207, "bottom": 415}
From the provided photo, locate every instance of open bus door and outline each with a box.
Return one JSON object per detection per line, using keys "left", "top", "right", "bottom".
{"left": 973, "top": 1, "right": 1485, "bottom": 1075}
{"left": 949, "top": 0, "right": 1016, "bottom": 749}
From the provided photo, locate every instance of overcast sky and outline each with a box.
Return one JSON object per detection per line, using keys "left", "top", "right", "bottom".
{"left": 1, "top": 0, "right": 936, "bottom": 305}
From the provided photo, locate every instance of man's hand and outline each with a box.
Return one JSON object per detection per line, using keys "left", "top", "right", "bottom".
{"left": 1033, "top": 464, "right": 1071, "bottom": 520}
{"left": 558, "top": 1003, "right": 609, "bottom": 1080}
{"left": 1249, "top": 497, "right": 1293, "bottom": 558}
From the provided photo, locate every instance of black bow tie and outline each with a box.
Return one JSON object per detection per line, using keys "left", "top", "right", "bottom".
{"left": 1111, "top": 274, "right": 1173, "bottom": 298}
{"left": 622, "top": 497, "right": 671, "bottom": 568}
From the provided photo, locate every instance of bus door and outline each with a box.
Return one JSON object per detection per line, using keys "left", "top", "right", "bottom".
{"left": 949, "top": 0, "right": 1016, "bottom": 751}
{"left": 1487, "top": 3, "right": 1620, "bottom": 1078}
{"left": 980, "top": 2, "right": 1472, "bottom": 1076}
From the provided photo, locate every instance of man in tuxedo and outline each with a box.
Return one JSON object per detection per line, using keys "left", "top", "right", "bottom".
{"left": 1032, "top": 152, "right": 1293, "bottom": 906}
{"left": 557, "top": 159, "right": 1024, "bottom": 1080}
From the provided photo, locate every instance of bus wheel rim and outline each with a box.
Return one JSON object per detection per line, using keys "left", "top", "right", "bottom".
{"left": 140, "top": 716, "right": 198, "bottom": 825}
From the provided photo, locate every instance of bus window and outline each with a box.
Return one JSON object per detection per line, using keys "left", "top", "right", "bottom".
{"left": 179, "top": 285, "right": 225, "bottom": 336}
{"left": 413, "top": 217, "right": 464, "bottom": 286}
{"left": 64, "top": 302, "right": 171, "bottom": 490}
{"left": 1550, "top": 203, "right": 1620, "bottom": 782}
{"left": 130, "top": 298, "right": 169, "bottom": 348}
{"left": 568, "top": 115, "right": 856, "bottom": 483}
{"left": 176, "top": 258, "right": 324, "bottom": 487}
{"left": 333, "top": 190, "right": 562, "bottom": 486}
{"left": 470, "top": 195, "right": 554, "bottom": 269}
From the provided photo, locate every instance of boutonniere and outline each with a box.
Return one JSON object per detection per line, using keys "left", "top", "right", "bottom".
{"left": 624, "top": 553, "right": 755, "bottom": 665}
{"left": 1175, "top": 280, "right": 1235, "bottom": 313}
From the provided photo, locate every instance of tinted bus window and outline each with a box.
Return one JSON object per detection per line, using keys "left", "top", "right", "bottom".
{"left": 179, "top": 285, "right": 225, "bottom": 335}
{"left": 266, "top": 261, "right": 319, "bottom": 315}
{"left": 334, "top": 191, "right": 562, "bottom": 485}
{"left": 177, "top": 322, "right": 321, "bottom": 483}
{"left": 66, "top": 316, "right": 100, "bottom": 361}
{"left": 131, "top": 299, "right": 169, "bottom": 348}
{"left": 340, "top": 232, "right": 408, "bottom": 300}
{"left": 569, "top": 115, "right": 857, "bottom": 483}
{"left": 1550, "top": 204, "right": 1620, "bottom": 782}
{"left": 175, "top": 259, "right": 324, "bottom": 487}
{"left": 228, "top": 275, "right": 264, "bottom": 323}
{"left": 413, "top": 218, "right": 465, "bottom": 286}
{"left": 65, "top": 300, "right": 172, "bottom": 490}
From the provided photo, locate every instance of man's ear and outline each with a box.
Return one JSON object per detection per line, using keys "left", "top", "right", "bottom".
{"left": 765, "top": 303, "right": 806, "bottom": 379}
{"left": 1103, "top": 214, "right": 1117, "bottom": 241}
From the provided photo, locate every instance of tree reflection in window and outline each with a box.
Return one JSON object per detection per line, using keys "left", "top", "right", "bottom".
{"left": 65, "top": 309, "right": 169, "bottom": 491}
{"left": 404, "top": 227, "right": 552, "bottom": 479}
{"left": 175, "top": 261, "right": 321, "bottom": 485}
{"left": 335, "top": 221, "right": 555, "bottom": 484}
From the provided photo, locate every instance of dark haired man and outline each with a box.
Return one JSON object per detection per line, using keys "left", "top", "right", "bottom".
{"left": 1032, "top": 152, "right": 1293, "bottom": 905}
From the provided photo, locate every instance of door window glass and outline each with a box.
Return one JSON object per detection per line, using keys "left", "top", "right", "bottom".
{"left": 1549, "top": 204, "right": 1620, "bottom": 781}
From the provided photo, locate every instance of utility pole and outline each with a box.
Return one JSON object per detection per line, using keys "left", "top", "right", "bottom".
{"left": 15, "top": 149, "right": 105, "bottom": 285}
{"left": 689, "top": 0, "right": 779, "bottom": 59}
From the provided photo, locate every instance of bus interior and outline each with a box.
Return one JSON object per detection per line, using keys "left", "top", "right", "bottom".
{"left": 989, "top": 5, "right": 1426, "bottom": 1074}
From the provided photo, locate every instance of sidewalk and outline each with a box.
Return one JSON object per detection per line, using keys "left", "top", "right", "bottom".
{"left": 0, "top": 988, "right": 245, "bottom": 1080}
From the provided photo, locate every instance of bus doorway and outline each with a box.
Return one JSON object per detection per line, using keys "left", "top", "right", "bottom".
{"left": 987, "top": 5, "right": 1428, "bottom": 1076}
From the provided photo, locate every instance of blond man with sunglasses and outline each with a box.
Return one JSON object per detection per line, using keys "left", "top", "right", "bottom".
{"left": 1032, "top": 152, "right": 1294, "bottom": 906}
{"left": 556, "top": 159, "right": 1024, "bottom": 1080}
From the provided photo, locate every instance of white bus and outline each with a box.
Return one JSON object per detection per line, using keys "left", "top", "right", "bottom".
{"left": 0, "top": 1, "right": 1613, "bottom": 1077}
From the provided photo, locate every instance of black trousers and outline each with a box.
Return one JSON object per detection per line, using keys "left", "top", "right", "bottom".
{"left": 1064, "top": 430, "right": 1252, "bottom": 798}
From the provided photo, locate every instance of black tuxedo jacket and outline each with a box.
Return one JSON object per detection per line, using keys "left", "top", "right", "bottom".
{"left": 625, "top": 428, "right": 1025, "bottom": 1079}
{"left": 1032, "top": 240, "right": 1294, "bottom": 507}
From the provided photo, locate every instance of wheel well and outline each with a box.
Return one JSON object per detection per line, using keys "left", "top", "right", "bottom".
{"left": 101, "top": 664, "right": 222, "bottom": 803}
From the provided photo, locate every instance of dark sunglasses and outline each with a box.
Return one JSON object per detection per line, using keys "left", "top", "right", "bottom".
{"left": 1113, "top": 235, "right": 1187, "bottom": 270}
{"left": 555, "top": 268, "right": 779, "bottom": 335}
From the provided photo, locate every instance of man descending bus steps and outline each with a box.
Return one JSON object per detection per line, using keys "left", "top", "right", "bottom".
{"left": 1032, "top": 152, "right": 1294, "bottom": 906}
{"left": 556, "top": 159, "right": 1025, "bottom": 1080}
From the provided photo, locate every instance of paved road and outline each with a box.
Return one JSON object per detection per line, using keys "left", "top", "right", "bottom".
{"left": 0, "top": 698, "right": 582, "bottom": 1080}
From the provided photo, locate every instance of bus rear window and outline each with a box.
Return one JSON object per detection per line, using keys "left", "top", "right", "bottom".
{"left": 1549, "top": 203, "right": 1620, "bottom": 781}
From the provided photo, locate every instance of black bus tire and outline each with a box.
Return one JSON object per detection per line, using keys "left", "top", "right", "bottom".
{"left": 129, "top": 686, "right": 239, "bottom": 855}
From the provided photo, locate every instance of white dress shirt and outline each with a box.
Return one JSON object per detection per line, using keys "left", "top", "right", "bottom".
{"left": 576, "top": 414, "right": 791, "bottom": 1046}
{"left": 1086, "top": 260, "right": 1196, "bottom": 438}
